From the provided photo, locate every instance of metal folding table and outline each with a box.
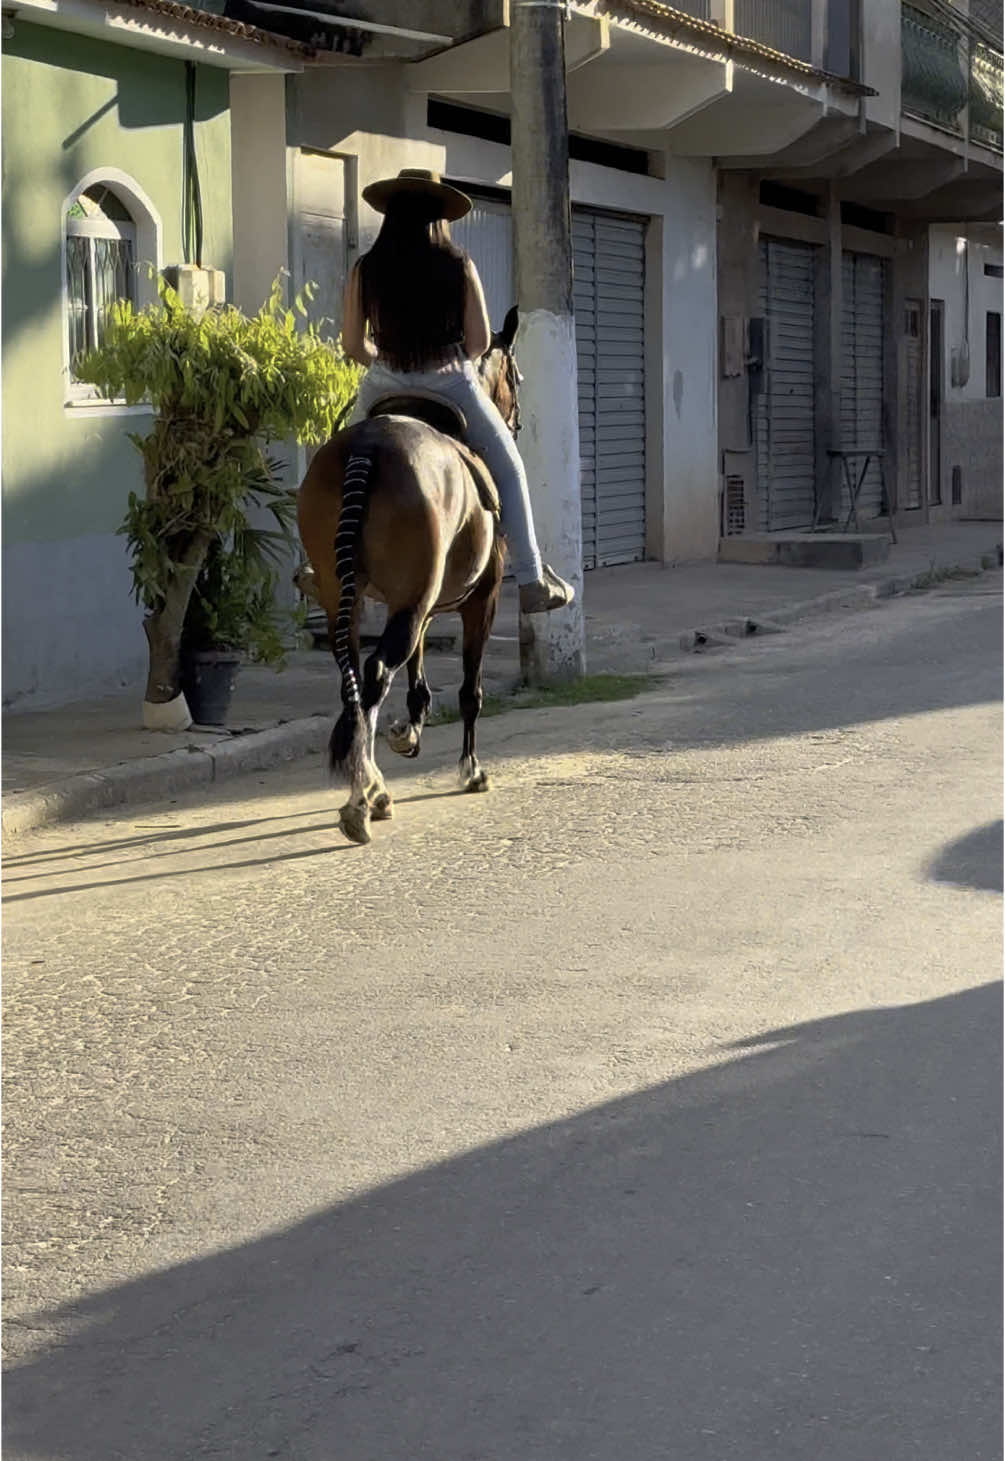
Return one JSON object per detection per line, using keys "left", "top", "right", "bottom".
{"left": 817, "top": 448, "right": 897, "bottom": 543}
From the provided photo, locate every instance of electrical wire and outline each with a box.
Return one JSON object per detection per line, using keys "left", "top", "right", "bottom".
{"left": 918, "top": 0, "right": 1002, "bottom": 53}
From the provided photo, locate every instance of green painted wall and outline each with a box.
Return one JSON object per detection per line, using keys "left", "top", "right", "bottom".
{"left": 1, "top": 24, "right": 233, "bottom": 547}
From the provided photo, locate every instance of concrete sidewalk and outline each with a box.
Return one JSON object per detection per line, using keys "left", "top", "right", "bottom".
{"left": 3, "top": 520, "right": 1000, "bottom": 836}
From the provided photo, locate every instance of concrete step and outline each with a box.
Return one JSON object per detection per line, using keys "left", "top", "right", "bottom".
{"left": 719, "top": 532, "right": 892, "bottom": 571}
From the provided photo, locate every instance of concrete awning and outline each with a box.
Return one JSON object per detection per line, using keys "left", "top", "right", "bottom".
{"left": 405, "top": 1, "right": 867, "bottom": 160}
{"left": 11, "top": 0, "right": 307, "bottom": 69}
{"left": 723, "top": 110, "right": 1003, "bottom": 223}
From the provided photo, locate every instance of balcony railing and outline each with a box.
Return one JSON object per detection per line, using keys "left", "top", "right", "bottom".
{"left": 733, "top": 0, "right": 812, "bottom": 62}
{"left": 972, "top": 41, "right": 1005, "bottom": 149}
{"left": 726, "top": 0, "right": 858, "bottom": 76}
{"left": 902, "top": 3, "right": 1003, "bottom": 151}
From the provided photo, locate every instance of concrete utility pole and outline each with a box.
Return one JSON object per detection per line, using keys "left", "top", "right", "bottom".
{"left": 510, "top": 0, "right": 586, "bottom": 682}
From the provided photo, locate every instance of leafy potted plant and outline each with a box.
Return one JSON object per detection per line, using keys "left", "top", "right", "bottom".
{"left": 76, "top": 275, "right": 360, "bottom": 730}
{"left": 179, "top": 454, "right": 297, "bottom": 724}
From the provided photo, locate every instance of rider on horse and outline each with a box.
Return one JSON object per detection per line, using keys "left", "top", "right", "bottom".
{"left": 297, "top": 169, "right": 576, "bottom": 842}
{"left": 328, "top": 167, "right": 574, "bottom": 617}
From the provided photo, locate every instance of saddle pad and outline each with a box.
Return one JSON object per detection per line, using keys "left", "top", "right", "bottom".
{"left": 454, "top": 441, "right": 501, "bottom": 519}
{"left": 368, "top": 393, "right": 466, "bottom": 439}
{"left": 366, "top": 395, "right": 500, "bottom": 519}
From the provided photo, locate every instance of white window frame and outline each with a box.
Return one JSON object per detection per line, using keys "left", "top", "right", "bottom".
{"left": 65, "top": 214, "right": 137, "bottom": 367}
{"left": 61, "top": 168, "right": 163, "bottom": 415}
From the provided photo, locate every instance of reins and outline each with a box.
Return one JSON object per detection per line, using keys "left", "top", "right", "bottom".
{"left": 479, "top": 344, "right": 522, "bottom": 438}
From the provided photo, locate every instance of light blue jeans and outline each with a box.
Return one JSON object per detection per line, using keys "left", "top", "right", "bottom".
{"left": 348, "top": 358, "right": 543, "bottom": 584}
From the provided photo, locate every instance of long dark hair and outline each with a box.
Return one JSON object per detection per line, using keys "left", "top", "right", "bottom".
{"left": 359, "top": 194, "right": 468, "bottom": 372}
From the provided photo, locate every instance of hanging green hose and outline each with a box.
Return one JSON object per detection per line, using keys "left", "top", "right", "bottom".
{"left": 183, "top": 61, "right": 204, "bottom": 268}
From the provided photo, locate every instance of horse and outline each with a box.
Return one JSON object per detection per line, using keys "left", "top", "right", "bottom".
{"left": 297, "top": 307, "right": 522, "bottom": 846}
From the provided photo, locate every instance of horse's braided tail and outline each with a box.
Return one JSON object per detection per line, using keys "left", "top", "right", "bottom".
{"left": 328, "top": 453, "right": 371, "bottom": 781}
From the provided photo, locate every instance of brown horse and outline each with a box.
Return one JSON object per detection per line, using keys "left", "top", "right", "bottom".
{"left": 297, "top": 308, "right": 521, "bottom": 845}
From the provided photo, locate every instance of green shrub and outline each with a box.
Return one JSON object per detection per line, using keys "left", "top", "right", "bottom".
{"left": 76, "top": 275, "right": 361, "bottom": 704}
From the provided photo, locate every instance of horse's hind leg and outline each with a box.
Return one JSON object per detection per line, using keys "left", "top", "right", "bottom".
{"left": 342, "top": 607, "right": 426, "bottom": 839}
{"left": 458, "top": 569, "right": 501, "bottom": 794}
{"left": 387, "top": 623, "right": 431, "bottom": 759}
{"left": 325, "top": 598, "right": 375, "bottom": 845}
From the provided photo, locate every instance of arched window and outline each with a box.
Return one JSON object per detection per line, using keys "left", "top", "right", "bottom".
{"left": 62, "top": 169, "right": 162, "bottom": 406}
{"left": 65, "top": 184, "right": 136, "bottom": 375}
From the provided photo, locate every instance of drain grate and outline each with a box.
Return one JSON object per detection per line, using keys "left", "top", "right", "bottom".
{"left": 724, "top": 474, "right": 746, "bottom": 535}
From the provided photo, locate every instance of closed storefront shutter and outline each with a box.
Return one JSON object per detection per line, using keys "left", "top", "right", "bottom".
{"left": 756, "top": 238, "right": 818, "bottom": 530}
{"left": 574, "top": 210, "right": 647, "bottom": 566}
{"left": 902, "top": 300, "right": 924, "bottom": 511}
{"left": 449, "top": 194, "right": 648, "bottom": 568}
{"left": 451, "top": 197, "right": 514, "bottom": 331}
{"left": 840, "top": 251, "right": 888, "bottom": 520}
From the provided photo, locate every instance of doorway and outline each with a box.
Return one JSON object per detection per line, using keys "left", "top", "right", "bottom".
{"left": 929, "top": 299, "right": 944, "bottom": 506}
{"left": 902, "top": 299, "right": 924, "bottom": 511}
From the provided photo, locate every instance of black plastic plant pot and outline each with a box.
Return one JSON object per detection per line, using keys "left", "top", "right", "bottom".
{"left": 180, "top": 649, "right": 241, "bottom": 726}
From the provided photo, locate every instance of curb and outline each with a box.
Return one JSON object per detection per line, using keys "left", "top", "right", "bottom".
{"left": 5, "top": 548, "right": 1000, "bottom": 838}
{"left": 2, "top": 717, "right": 331, "bottom": 839}
{"left": 2, "top": 674, "right": 515, "bottom": 840}
{"left": 679, "top": 549, "right": 1001, "bottom": 652}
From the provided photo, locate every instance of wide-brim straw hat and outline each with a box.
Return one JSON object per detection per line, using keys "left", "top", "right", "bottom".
{"left": 362, "top": 168, "right": 472, "bottom": 222}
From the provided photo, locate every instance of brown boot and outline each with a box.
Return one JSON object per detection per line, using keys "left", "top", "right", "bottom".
{"left": 519, "top": 564, "right": 575, "bottom": 615}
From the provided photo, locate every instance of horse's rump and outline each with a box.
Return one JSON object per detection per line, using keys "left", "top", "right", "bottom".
{"left": 297, "top": 416, "right": 497, "bottom": 619}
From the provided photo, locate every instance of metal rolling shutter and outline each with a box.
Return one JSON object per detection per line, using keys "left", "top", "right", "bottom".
{"left": 902, "top": 300, "right": 924, "bottom": 511}
{"left": 450, "top": 198, "right": 514, "bottom": 332}
{"left": 756, "top": 238, "right": 818, "bottom": 530}
{"left": 840, "top": 252, "right": 888, "bottom": 520}
{"left": 571, "top": 217, "right": 599, "bottom": 566}
{"left": 574, "top": 210, "right": 647, "bottom": 566}
{"left": 450, "top": 196, "right": 647, "bottom": 568}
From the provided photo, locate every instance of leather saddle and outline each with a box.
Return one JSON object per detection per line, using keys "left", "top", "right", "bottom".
{"left": 367, "top": 391, "right": 500, "bottom": 519}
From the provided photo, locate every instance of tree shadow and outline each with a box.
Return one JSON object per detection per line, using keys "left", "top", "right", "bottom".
{"left": 927, "top": 821, "right": 1004, "bottom": 893}
{"left": 0, "top": 836, "right": 353, "bottom": 902}
{"left": 4, "top": 985, "right": 1001, "bottom": 1461}
{"left": 13, "top": 577, "right": 1000, "bottom": 846}
{"left": 4, "top": 26, "right": 230, "bottom": 365}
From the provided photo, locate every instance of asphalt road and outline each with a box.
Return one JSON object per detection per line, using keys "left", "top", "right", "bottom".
{"left": 3, "top": 574, "right": 1002, "bottom": 1461}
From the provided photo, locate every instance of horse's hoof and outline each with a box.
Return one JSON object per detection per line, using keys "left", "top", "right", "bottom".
{"left": 387, "top": 719, "right": 420, "bottom": 757}
{"left": 339, "top": 803, "right": 372, "bottom": 845}
{"left": 371, "top": 793, "right": 393, "bottom": 821}
{"left": 293, "top": 563, "right": 319, "bottom": 602}
{"left": 462, "top": 769, "right": 491, "bottom": 794}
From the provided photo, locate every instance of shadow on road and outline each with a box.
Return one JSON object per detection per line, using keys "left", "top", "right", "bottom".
{"left": 927, "top": 821, "right": 1003, "bottom": 893}
{"left": 5, "top": 585, "right": 1003, "bottom": 891}
{"left": 5, "top": 984, "right": 1001, "bottom": 1461}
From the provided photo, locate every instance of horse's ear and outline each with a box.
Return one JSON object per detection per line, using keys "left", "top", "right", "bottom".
{"left": 500, "top": 305, "right": 519, "bottom": 349}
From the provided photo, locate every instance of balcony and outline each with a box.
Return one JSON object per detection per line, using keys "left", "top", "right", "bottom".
{"left": 972, "top": 41, "right": 1005, "bottom": 150}
{"left": 733, "top": 0, "right": 812, "bottom": 62}
{"left": 902, "top": 2, "right": 1003, "bottom": 151}
{"left": 724, "top": 0, "right": 859, "bottom": 76}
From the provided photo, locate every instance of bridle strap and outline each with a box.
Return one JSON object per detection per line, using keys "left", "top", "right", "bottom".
{"left": 478, "top": 346, "right": 521, "bottom": 438}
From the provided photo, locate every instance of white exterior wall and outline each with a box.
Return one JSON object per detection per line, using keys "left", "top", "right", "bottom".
{"left": 230, "top": 73, "right": 289, "bottom": 314}
{"left": 860, "top": 0, "right": 902, "bottom": 133}
{"left": 289, "top": 68, "right": 720, "bottom": 562}
{"left": 929, "top": 224, "right": 1004, "bottom": 518}
{"left": 658, "top": 157, "right": 718, "bottom": 561}
{"left": 929, "top": 224, "right": 1004, "bottom": 403}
